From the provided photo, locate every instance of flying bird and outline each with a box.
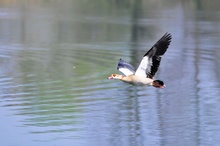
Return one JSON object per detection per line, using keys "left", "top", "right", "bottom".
{"left": 108, "top": 33, "right": 172, "bottom": 88}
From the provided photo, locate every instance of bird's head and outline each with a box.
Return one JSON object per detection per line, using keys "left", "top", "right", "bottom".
{"left": 107, "top": 74, "right": 124, "bottom": 80}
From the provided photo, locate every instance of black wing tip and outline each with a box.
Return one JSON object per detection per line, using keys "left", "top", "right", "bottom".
{"left": 143, "top": 32, "right": 172, "bottom": 57}
{"left": 164, "top": 33, "right": 172, "bottom": 46}
{"left": 164, "top": 32, "right": 172, "bottom": 36}
{"left": 154, "top": 32, "right": 172, "bottom": 55}
{"left": 162, "top": 32, "right": 172, "bottom": 42}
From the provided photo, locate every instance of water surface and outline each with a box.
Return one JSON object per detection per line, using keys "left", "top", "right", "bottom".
{"left": 0, "top": 1, "right": 220, "bottom": 146}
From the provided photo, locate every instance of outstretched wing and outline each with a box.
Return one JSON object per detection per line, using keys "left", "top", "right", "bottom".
{"left": 117, "top": 58, "right": 135, "bottom": 76}
{"left": 135, "top": 33, "right": 172, "bottom": 78}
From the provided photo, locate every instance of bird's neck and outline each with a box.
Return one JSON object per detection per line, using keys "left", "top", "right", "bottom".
{"left": 120, "top": 75, "right": 133, "bottom": 82}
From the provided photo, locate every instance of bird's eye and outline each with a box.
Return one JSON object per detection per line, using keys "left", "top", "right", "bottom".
{"left": 113, "top": 74, "right": 116, "bottom": 77}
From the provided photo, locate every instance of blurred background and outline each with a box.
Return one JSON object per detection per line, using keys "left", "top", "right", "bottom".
{"left": 0, "top": 0, "right": 220, "bottom": 146}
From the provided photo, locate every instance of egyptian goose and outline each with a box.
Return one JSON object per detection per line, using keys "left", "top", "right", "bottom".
{"left": 108, "top": 33, "right": 172, "bottom": 88}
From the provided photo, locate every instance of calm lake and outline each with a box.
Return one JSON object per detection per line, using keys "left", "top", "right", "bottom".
{"left": 1, "top": 0, "right": 220, "bottom": 146}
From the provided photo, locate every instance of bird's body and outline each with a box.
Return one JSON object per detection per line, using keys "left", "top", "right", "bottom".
{"left": 124, "top": 75, "right": 154, "bottom": 86}
{"left": 110, "top": 74, "right": 154, "bottom": 86}
{"left": 108, "top": 33, "right": 172, "bottom": 89}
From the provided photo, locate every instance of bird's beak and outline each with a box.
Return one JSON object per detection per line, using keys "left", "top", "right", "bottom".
{"left": 107, "top": 76, "right": 113, "bottom": 79}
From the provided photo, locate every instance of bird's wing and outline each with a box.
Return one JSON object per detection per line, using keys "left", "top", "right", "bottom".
{"left": 117, "top": 59, "right": 135, "bottom": 76}
{"left": 135, "top": 33, "right": 172, "bottom": 78}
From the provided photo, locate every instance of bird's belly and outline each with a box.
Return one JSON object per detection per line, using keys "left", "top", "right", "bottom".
{"left": 130, "top": 76, "right": 153, "bottom": 86}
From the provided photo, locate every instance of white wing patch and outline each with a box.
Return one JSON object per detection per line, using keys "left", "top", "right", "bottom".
{"left": 117, "top": 59, "right": 135, "bottom": 76}
{"left": 134, "top": 56, "right": 150, "bottom": 77}
{"left": 118, "top": 68, "right": 134, "bottom": 76}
